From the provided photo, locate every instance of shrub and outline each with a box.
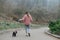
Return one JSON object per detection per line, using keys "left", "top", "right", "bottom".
{"left": 49, "top": 20, "right": 60, "bottom": 35}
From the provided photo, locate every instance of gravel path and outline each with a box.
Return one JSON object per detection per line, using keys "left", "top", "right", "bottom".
{"left": 0, "top": 27, "right": 60, "bottom": 40}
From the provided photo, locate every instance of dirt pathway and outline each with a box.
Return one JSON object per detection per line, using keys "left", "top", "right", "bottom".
{"left": 0, "top": 27, "right": 60, "bottom": 40}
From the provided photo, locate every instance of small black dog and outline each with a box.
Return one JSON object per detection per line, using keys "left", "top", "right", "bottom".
{"left": 12, "top": 31, "right": 17, "bottom": 37}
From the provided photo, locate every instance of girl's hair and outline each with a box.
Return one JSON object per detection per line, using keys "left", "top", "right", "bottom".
{"left": 25, "top": 12, "right": 30, "bottom": 17}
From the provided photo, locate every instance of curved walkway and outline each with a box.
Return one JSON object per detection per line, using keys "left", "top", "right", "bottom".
{"left": 0, "top": 27, "right": 60, "bottom": 40}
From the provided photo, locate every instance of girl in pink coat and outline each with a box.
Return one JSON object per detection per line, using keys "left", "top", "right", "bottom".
{"left": 19, "top": 12, "right": 33, "bottom": 37}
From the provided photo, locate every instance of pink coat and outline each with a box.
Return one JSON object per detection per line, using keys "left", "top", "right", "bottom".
{"left": 22, "top": 14, "right": 33, "bottom": 25}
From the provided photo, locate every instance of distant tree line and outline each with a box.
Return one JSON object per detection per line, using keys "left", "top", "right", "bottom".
{"left": 0, "top": 0, "right": 60, "bottom": 24}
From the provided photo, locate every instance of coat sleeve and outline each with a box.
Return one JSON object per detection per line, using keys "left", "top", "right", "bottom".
{"left": 19, "top": 15, "right": 26, "bottom": 21}
{"left": 22, "top": 15, "right": 26, "bottom": 21}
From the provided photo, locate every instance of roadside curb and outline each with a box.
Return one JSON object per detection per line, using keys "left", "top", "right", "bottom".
{"left": 45, "top": 30, "right": 60, "bottom": 39}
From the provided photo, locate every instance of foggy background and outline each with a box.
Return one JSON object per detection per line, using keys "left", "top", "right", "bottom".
{"left": 0, "top": 0, "right": 60, "bottom": 24}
